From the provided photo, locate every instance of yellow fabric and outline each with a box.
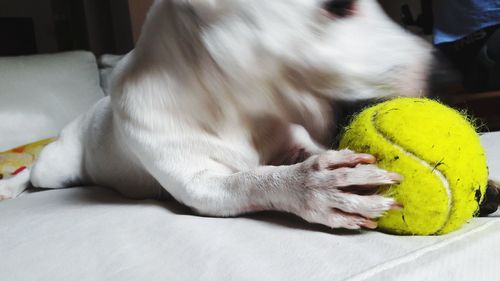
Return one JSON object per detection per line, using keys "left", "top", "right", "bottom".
{"left": 0, "top": 138, "right": 55, "bottom": 179}
{"left": 339, "top": 98, "right": 488, "bottom": 235}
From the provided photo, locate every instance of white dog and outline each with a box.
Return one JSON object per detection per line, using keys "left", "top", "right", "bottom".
{"left": 1, "top": 0, "right": 440, "bottom": 229}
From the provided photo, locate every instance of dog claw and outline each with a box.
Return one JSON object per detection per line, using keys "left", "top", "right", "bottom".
{"left": 362, "top": 220, "right": 378, "bottom": 229}
{"left": 388, "top": 172, "right": 403, "bottom": 183}
{"left": 354, "top": 154, "right": 376, "bottom": 164}
{"left": 390, "top": 203, "right": 403, "bottom": 210}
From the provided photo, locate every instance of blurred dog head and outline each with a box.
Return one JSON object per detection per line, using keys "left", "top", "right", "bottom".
{"left": 142, "top": 0, "right": 436, "bottom": 101}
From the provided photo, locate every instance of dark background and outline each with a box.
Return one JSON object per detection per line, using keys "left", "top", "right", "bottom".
{"left": 0, "top": 0, "right": 498, "bottom": 130}
{"left": 0, "top": 0, "right": 427, "bottom": 57}
{"left": 0, "top": 0, "right": 135, "bottom": 56}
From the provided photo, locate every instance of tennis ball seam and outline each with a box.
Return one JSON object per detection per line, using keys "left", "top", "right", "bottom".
{"left": 370, "top": 110, "right": 453, "bottom": 234}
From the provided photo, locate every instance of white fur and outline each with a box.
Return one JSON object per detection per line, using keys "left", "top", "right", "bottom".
{"left": 1, "top": 0, "right": 434, "bottom": 229}
{"left": 0, "top": 169, "right": 30, "bottom": 200}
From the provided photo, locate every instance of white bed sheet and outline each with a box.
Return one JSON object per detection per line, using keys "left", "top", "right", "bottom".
{"left": 0, "top": 132, "right": 499, "bottom": 281}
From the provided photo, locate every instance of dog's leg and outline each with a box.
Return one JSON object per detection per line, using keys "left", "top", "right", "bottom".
{"left": 0, "top": 169, "right": 31, "bottom": 200}
{"left": 168, "top": 149, "right": 400, "bottom": 230}
{"left": 0, "top": 126, "right": 83, "bottom": 200}
{"left": 30, "top": 138, "right": 84, "bottom": 189}
{"left": 0, "top": 134, "right": 84, "bottom": 201}
{"left": 29, "top": 115, "right": 87, "bottom": 190}
{"left": 270, "top": 124, "right": 328, "bottom": 165}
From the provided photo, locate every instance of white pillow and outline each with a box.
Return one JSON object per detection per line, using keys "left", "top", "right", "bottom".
{"left": 0, "top": 51, "right": 105, "bottom": 150}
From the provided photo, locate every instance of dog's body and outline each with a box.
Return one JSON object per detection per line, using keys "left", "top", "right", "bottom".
{"left": 1, "top": 0, "right": 442, "bottom": 229}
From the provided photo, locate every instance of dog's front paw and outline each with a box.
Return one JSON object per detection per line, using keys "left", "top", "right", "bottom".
{"left": 0, "top": 169, "right": 31, "bottom": 201}
{"left": 0, "top": 180, "right": 14, "bottom": 201}
{"left": 294, "top": 150, "right": 401, "bottom": 230}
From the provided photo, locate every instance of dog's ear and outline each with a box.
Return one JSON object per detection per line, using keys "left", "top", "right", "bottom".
{"left": 176, "top": 0, "right": 234, "bottom": 23}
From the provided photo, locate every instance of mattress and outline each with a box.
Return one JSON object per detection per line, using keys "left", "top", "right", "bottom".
{"left": 0, "top": 132, "right": 499, "bottom": 281}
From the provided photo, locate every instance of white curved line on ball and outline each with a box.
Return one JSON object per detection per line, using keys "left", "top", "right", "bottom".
{"left": 371, "top": 112, "right": 451, "bottom": 234}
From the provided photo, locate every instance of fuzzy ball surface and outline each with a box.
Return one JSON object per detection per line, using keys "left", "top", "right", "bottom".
{"left": 339, "top": 98, "right": 488, "bottom": 235}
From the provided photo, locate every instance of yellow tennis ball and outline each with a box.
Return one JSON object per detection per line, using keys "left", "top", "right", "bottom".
{"left": 339, "top": 98, "right": 488, "bottom": 235}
